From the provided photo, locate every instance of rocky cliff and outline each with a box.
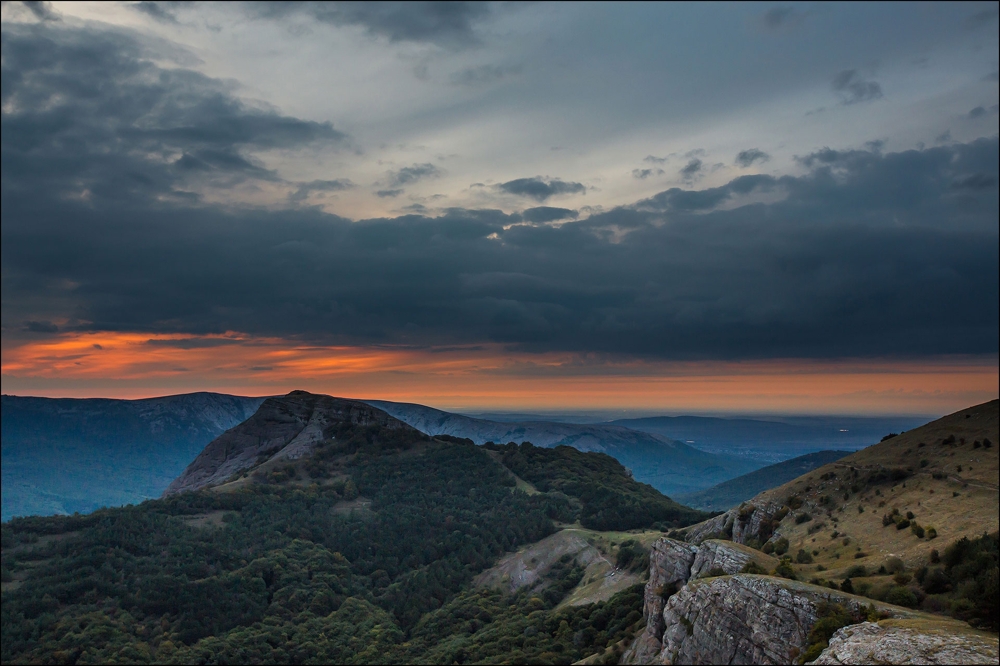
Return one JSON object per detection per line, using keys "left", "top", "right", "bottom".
{"left": 623, "top": 537, "right": 778, "bottom": 663}
{"left": 164, "top": 391, "right": 415, "bottom": 494}
{"left": 623, "top": 535, "right": 999, "bottom": 665}
{"left": 810, "top": 620, "right": 998, "bottom": 665}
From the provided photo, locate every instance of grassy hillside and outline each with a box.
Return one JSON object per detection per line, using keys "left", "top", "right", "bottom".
{"left": 1, "top": 408, "right": 704, "bottom": 664}
{"left": 1, "top": 393, "right": 264, "bottom": 520}
{"left": 684, "top": 400, "right": 999, "bottom": 632}
{"left": 676, "top": 450, "right": 853, "bottom": 511}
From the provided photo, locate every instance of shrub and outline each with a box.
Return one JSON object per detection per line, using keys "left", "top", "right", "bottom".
{"left": 761, "top": 542, "right": 774, "bottom": 555}
{"left": 905, "top": 511, "right": 915, "bottom": 520}
{"left": 775, "top": 506, "right": 790, "bottom": 522}
{"left": 786, "top": 495, "right": 804, "bottom": 510}
{"left": 893, "top": 572, "right": 912, "bottom": 586}
{"left": 844, "top": 565, "right": 867, "bottom": 578}
{"left": 773, "top": 537, "right": 790, "bottom": 556}
{"left": 884, "top": 586, "right": 918, "bottom": 608}
{"left": 773, "top": 557, "right": 796, "bottom": 580}
{"left": 796, "top": 549, "right": 814, "bottom": 564}
{"left": 840, "top": 578, "right": 854, "bottom": 593}
{"left": 885, "top": 557, "right": 905, "bottom": 574}
{"left": 801, "top": 603, "right": 854, "bottom": 664}
{"left": 795, "top": 513, "right": 813, "bottom": 525}
{"left": 920, "top": 459, "right": 929, "bottom": 468}
{"left": 854, "top": 552, "right": 867, "bottom": 559}
{"left": 911, "top": 523, "right": 925, "bottom": 538}
{"left": 984, "top": 438, "right": 992, "bottom": 449}
{"left": 739, "top": 561, "right": 767, "bottom": 575}
{"left": 921, "top": 567, "right": 950, "bottom": 594}
{"left": 881, "top": 514, "right": 894, "bottom": 527}
{"left": 896, "top": 519, "right": 911, "bottom": 530}
{"left": 926, "top": 527, "right": 937, "bottom": 540}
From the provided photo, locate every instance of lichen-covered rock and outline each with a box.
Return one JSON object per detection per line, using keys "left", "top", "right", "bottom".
{"left": 643, "top": 539, "right": 698, "bottom": 640}
{"left": 731, "top": 500, "right": 785, "bottom": 545}
{"left": 624, "top": 567, "right": 916, "bottom": 665}
{"left": 809, "top": 621, "right": 1000, "bottom": 665}
{"left": 684, "top": 512, "right": 735, "bottom": 545}
{"left": 657, "top": 575, "right": 820, "bottom": 665}
{"left": 684, "top": 499, "right": 786, "bottom": 548}
{"left": 624, "top": 538, "right": 777, "bottom": 664}
{"left": 689, "top": 539, "right": 755, "bottom": 579}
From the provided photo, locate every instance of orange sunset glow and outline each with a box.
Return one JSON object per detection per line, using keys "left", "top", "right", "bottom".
{"left": 3, "top": 331, "right": 996, "bottom": 415}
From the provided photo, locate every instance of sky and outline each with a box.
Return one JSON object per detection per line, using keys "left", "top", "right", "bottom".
{"left": 1, "top": 1, "right": 998, "bottom": 415}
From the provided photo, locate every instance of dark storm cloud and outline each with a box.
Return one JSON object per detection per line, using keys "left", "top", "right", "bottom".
{"left": 386, "top": 163, "right": 444, "bottom": 187}
{"left": 23, "top": 320, "right": 59, "bottom": 333}
{"left": 497, "top": 177, "right": 586, "bottom": 201}
{"left": 632, "top": 168, "right": 664, "bottom": 180}
{"left": 21, "top": 2, "right": 59, "bottom": 21}
{"left": 251, "top": 1, "right": 493, "bottom": 48}
{"left": 131, "top": 2, "right": 180, "bottom": 23}
{"left": 0, "top": 23, "right": 345, "bottom": 205}
{"left": 2, "top": 23, "right": 998, "bottom": 361}
{"left": 832, "top": 70, "right": 883, "bottom": 105}
{"left": 735, "top": 149, "right": 770, "bottom": 168}
{"left": 288, "top": 179, "right": 354, "bottom": 204}
{"left": 520, "top": 207, "right": 577, "bottom": 223}
{"left": 376, "top": 189, "right": 404, "bottom": 198}
{"left": 968, "top": 106, "right": 988, "bottom": 119}
{"left": 679, "top": 159, "right": 703, "bottom": 180}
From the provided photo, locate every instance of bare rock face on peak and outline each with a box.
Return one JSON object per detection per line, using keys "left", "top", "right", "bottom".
{"left": 163, "top": 391, "right": 415, "bottom": 495}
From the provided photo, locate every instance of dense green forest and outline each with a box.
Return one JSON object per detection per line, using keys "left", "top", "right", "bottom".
{"left": 486, "top": 441, "right": 706, "bottom": 531}
{"left": 1, "top": 425, "right": 704, "bottom": 664}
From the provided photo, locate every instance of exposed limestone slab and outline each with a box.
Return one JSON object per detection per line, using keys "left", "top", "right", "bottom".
{"left": 809, "top": 620, "right": 1000, "bottom": 665}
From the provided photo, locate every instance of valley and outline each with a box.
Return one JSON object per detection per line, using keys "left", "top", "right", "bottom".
{"left": 1, "top": 393, "right": 996, "bottom": 664}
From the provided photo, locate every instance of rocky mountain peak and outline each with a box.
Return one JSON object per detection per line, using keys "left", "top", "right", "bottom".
{"left": 163, "top": 391, "right": 415, "bottom": 495}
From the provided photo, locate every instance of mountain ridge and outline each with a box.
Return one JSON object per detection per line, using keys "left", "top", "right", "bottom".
{"left": 1, "top": 392, "right": 265, "bottom": 520}
{"left": 365, "top": 399, "right": 758, "bottom": 497}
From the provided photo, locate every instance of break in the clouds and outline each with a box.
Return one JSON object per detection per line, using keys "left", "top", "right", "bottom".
{"left": 1, "top": 2, "right": 998, "bottom": 371}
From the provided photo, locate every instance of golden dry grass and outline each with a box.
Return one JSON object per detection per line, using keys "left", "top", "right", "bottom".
{"left": 752, "top": 400, "right": 998, "bottom": 578}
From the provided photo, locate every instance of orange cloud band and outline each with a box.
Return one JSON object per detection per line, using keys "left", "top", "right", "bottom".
{"left": 2, "top": 331, "right": 997, "bottom": 415}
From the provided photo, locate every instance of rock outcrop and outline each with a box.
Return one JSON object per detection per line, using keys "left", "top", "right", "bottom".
{"left": 683, "top": 499, "right": 787, "bottom": 546}
{"left": 622, "top": 537, "right": 777, "bottom": 663}
{"left": 810, "top": 621, "right": 999, "bottom": 665}
{"left": 164, "top": 391, "right": 416, "bottom": 494}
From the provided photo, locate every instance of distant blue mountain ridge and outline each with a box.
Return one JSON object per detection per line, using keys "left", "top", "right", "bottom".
{"left": 2, "top": 392, "right": 927, "bottom": 521}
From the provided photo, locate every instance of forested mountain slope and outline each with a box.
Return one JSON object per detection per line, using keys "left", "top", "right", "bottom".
{"left": 1, "top": 393, "right": 265, "bottom": 521}
{"left": 367, "top": 400, "right": 757, "bottom": 497}
{"left": 1, "top": 391, "right": 710, "bottom": 665}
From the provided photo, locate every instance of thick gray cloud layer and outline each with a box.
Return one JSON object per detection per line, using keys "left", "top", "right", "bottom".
{"left": 2, "top": 21, "right": 998, "bottom": 361}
